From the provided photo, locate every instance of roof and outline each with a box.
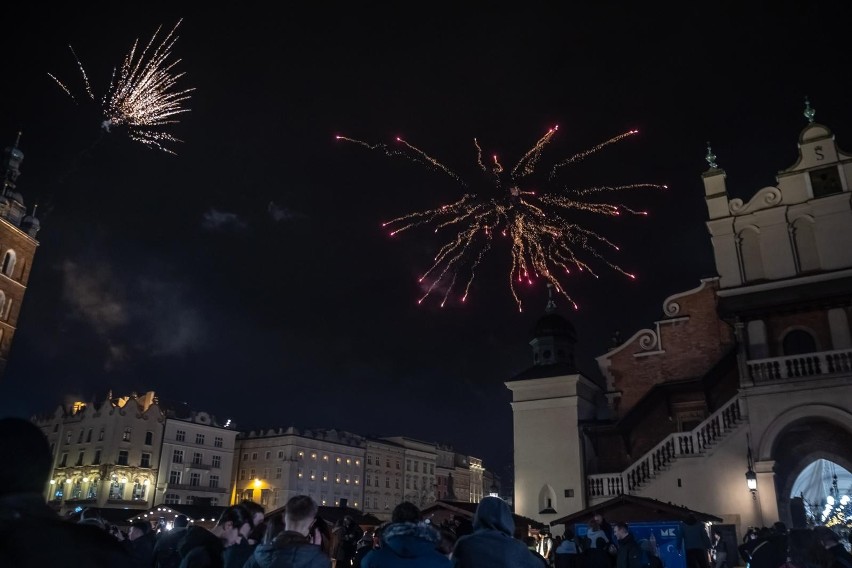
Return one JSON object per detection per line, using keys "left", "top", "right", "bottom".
{"left": 549, "top": 494, "right": 723, "bottom": 526}
{"left": 125, "top": 503, "right": 228, "bottom": 525}
{"left": 265, "top": 504, "right": 382, "bottom": 527}
{"left": 531, "top": 312, "right": 576, "bottom": 341}
{"left": 420, "top": 499, "right": 547, "bottom": 530}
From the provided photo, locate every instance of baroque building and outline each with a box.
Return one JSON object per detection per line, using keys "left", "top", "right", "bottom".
{"left": 35, "top": 391, "right": 165, "bottom": 515}
{"left": 508, "top": 104, "right": 852, "bottom": 539}
{"left": 0, "top": 134, "right": 41, "bottom": 377}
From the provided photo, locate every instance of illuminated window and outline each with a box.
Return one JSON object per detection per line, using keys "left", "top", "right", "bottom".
{"left": 310, "top": 470, "right": 316, "bottom": 480}
{"left": 354, "top": 475, "right": 360, "bottom": 485}
{"left": 86, "top": 479, "right": 98, "bottom": 499}
{"left": 336, "top": 457, "right": 341, "bottom": 464}
{"left": 355, "top": 459, "right": 360, "bottom": 466}
{"left": 311, "top": 453, "right": 317, "bottom": 460}
{"left": 323, "top": 455, "right": 329, "bottom": 461}
{"left": 122, "top": 428, "right": 132, "bottom": 442}
{"left": 346, "top": 458, "right": 351, "bottom": 465}
{"left": 322, "top": 471, "right": 328, "bottom": 482}
{"left": 298, "top": 451, "right": 304, "bottom": 460}
{"left": 335, "top": 473, "right": 341, "bottom": 484}
{"left": 345, "top": 475, "right": 350, "bottom": 484}
{"left": 298, "top": 468, "right": 304, "bottom": 478}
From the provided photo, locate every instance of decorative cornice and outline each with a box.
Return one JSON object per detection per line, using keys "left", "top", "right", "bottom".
{"left": 729, "top": 186, "right": 782, "bottom": 215}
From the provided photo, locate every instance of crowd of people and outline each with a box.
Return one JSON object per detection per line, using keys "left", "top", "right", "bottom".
{"left": 1, "top": 416, "right": 851, "bottom": 568}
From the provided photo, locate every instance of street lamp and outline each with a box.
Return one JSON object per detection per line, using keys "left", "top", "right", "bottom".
{"left": 745, "top": 436, "right": 757, "bottom": 497}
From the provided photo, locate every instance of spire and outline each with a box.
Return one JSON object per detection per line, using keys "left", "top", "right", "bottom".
{"left": 545, "top": 283, "right": 557, "bottom": 313}
{"left": 804, "top": 96, "right": 815, "bottom": 124}
{"left": 705, "top": 142, "right": 718, "bottom": 169}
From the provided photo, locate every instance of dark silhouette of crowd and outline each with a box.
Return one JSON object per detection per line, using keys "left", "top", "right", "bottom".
{"left": 3, "top": 416, "right": 852, "bottom": 568}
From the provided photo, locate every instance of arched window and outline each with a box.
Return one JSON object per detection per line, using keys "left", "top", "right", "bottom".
{"left": 782, "top": 329, "right": 817, "bottom": 355}
{"left": 1, "top": 250, "right": 15, "bottom": 277}
{"left": 0, "top": 291, "right": 5, "bottom": 318}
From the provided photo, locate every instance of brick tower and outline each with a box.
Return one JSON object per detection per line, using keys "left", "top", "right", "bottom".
{"left": 0, "top": 133, "right": 40, "bottom": 377}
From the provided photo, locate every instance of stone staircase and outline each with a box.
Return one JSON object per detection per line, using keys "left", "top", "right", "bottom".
{"left": 586, "top": 395, "right": 745, "bottom": 499}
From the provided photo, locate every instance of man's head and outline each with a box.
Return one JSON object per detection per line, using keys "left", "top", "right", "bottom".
{"left": 129, "top": 521, "right": 151, "bottom": 541}
{"left": 0, "top": 418, "right": 52, "bottom": 496}
{"left": 613, "top": 522, "right": 630, "bottom": 541}
{"left": 215, "top": 504, "right": 253, "bottom": 546}
{"left": 391, "top": 501, "right": 421, "bottom": 524}
{"left": 285, "top": 495, "right": 318, "bottom": 536}
{"left": 241, "top": 500, "right": 266, "bottom": 529}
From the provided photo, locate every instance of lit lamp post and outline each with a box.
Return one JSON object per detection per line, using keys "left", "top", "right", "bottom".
{"left": 746, "top": 438, "right": 757, "bottom": 499}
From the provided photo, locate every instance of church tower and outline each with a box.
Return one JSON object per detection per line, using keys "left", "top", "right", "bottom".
{"left": 505, "top": 285, "right": 602, "bottom": 528}
{"left": 0, "top": 133, "right": 41, "bottom": 377}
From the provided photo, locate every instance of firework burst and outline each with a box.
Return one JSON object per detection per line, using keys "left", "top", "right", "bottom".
{"left": 48, "top": 19, "right": 193, "bottom": 154}
{"left": 338, "top": 125, "right": 666, "bottom": 312}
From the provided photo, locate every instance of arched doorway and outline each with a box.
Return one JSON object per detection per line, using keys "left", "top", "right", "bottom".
{"left": 769, "top": 418, "right": 852, "bottom": 528}
{"left": 789, "top": 459, "right": 852, "bottom": 527}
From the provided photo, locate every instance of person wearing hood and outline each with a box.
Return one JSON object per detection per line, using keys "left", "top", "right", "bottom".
{"left": 452, "top": 496, "right": 543, "bottom": 568}
{"left": 361, "top": 501, "right": 451, "bottom": 568}
{"left": 244, "top": 494, "right": 330, "bottom": 568}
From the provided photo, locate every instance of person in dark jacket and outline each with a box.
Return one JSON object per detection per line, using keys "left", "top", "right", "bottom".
{"left": 118, "top": 520, "right": 156, "bottom": 567}
{"left": 179, "top": 504, "right": 253, "bottom": 567}
{"left": 361, "top": 501, "right": 450, "bottom": 568}
{"left": 155, "top": 514, "right": 191, "bottom": 568}
{"left": 679, "top": 515, "right": 711, "bottom": 568}
{"left": 244, "top": 494, "right": 330, "bottom": 568}
{"left": 452, "top": 496, "right": 542, "bottom": 568}
{"left": 614, "top": 523, "right": 644, "bottom": 568}
{"left": 0, "top": 417, "right": 130, "bottom": 567}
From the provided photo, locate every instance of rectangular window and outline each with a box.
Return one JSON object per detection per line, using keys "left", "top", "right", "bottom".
{"left": 93, "top": 450, "right": 101, "bottom": 465}
{"left": 396, "top": 460, "right": 400, "bottom": 470}
{"left": 335, "top": 473, "right": 341, "bottom": 484}
{"left": 310, "top": 469, "right": 316, "bottom": 480}
{"left": 173, "top": 449, "right": 184, "bottom": 463}
{"left": 243, "top": 453, "right": 249, "bottom": 460}
{"left": 209, "top": 475, "right": 219, "bottom": 488}
{"left": 251, "top": 452, "right": 258, "bottom": 460}
{"left": 366, "top": 474, "right": 371, "bottom": 486}
{"left": 239, "top": 469, "right": 246, "bottom": 481}
{"left": 65, "top": 432, "right": 71, "bottom": 445}
{"left": 250, "top": 469, "right": 256, "bottom": 479}
{"left": 374, "top": 477, "right": 379, "bottom": 487}
{"left": 413, "top": 478, "right": 418, "bottom": 490}
{"left": 430, "top": 464, "right": 434, "bottom": 474}
{"left": 355, "top": 475, "right": 360, "bottom": 485}
{"left": 322, "top": 471, "right": 328, "bottom": 482}
{"left": 86, "top": 429, "right": 93, "bottom": 443}
{"left": 77, "top": 430, "right": 84, "bottom": 443}
{"left": 165, "top": 493, "right": 180, "bottom": 505}
{"left": 98, "top": 429, "right": 104, "bottom": 441}
{"left": 406, "top": 460, "right": 411, "bottom": 471}
{"left": 75, "top": 451, "right": 84, "bottom": 466}
{"left": 406, "top": 477, "right": 410, "bottom": 489}
{"left": 117, "top": 450, "right": 129, "bottom": 466}
{"left": 266, "top": 451, "right": 272, "bottom": 460}
{"left": 367, "top": 455, "right": 372, "bottom": 465}
{"left": 214, "top": 436, "right": 223, "bottom": 448}
{"left": 169, "top": 470, "right": 181, "bottom": 484}
{"left": 345, "top": 475, "right": 350, "bottom": 484}
{"left": 311, "top": 452, "right": 317, "bottom": 460}
{"left": 122, "top": 428, "right": 131, "bottom": 442}
{"left": 195, "top": 433, "right": 205, "bottom": 445}
{"left": 176, "top": 430, "right": 185, "bottom": 442}
{"left": 385, "top": 477, "right": 390, "bottom": 488}
{"left": 145, "top": 431, "right": 153, "bottom": 445}
{"left": 298, "top": 468, "right": 303, "bottom": 479}
{"left": 212, "top": 455, "right": 221, "bottom": 468}
{"left": 414, "top": 462, "right": 419, "bottom": 473}
{"left": 278, "top": 451, "right": 284, "bottom": 459}
{"left": 140, "top": 453, "right": 151, "bottom": 468}
{"left": 276, "top": 467, "right": 283, "bottom": 479}
{"left": 386, "top": 459, "right": 391, "bottom": 468}
{"left": 395, "top": 478, "right": 400, "bottom": 489}
{"left": 189, "top": 473, "right": 201, "bottom": 487}
{"left": 263, "top": 468, "right": 270, "bottom": 479}
{"left": 192, "top": 452, "right": 203, "bottom": 465}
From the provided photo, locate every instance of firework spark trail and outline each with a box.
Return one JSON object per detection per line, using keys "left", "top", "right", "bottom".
{"left": 48, "top": 19, "right": 192, "bottom": 154}
{"left": 338, "top": 125, "right": 665, "bottom": 311}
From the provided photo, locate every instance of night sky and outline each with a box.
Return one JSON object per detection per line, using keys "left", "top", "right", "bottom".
{"left": 1, "top": 4, "right": 850, "bottom": 482}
